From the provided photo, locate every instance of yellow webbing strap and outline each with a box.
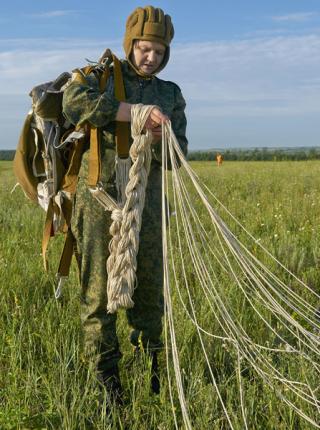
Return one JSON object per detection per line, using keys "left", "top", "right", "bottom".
{"left": 86, "top": 66, "right": 112, "bottom": 187}
{"left": 84, "top": 68, "right": 109, "bottom": 188}
{"left": 42, "top": 199, "right": 54, "bottom": 271}
{"left": 87, "top": 126, "right": 101, "bottom": 187}
{"left": 71, "top": 66, "right": 95, "bottom": 85}
{"left": 60, "top": 138, "right": 84, "bottom": 230}
{"left": 57, "top": 229, "right": 75, "bottom": 277}
{"left": 61, "top": 139, "right": 84, "bottom": 195}
{"left": 73, "top": 65, "right": 100, "bottom": 187}
{"left": 42, "top": 205, "right": 75, "bottom": 277}
{"left": 99, "top": 68, "right": 110, "bottom": 92}
{"left": 51, "top": 135, "right": 84, "bottom": 278}
{"left": 112, "top": 55, "right": 130, "bottom": 159}
{"left": 76, "top": 54, "right": 130, "bottom": 186}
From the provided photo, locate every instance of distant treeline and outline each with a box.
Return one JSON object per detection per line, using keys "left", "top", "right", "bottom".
{"left": 188, "top": 147, "right": 320, "bottom": 162}
{"left": 0, "top": 150, "right": 15, "bottom": 161}
{"left": 1, "top": 147, "right": 320, "bottom": 162}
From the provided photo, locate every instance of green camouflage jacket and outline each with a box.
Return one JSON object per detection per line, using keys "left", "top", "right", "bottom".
{"left": 61, "top": 59, "right": 187, "bottom": 357}
{"left": 62, "top": 59, "right": 188, "bottom": 169}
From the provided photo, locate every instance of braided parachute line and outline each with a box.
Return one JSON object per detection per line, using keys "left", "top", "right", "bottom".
{"left": 106, "top": 104, "right": 154, "bottom": 313}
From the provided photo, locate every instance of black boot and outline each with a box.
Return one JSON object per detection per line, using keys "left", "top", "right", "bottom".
{"left": 97, "top": 365, "right": 124, "bottom": 406}
{"left": 150, "top": 351, "right": 160, "bottom": 395}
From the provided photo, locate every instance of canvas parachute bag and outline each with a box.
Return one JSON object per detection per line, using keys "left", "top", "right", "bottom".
{"left": 13, "top": 71, "right": 86, "bottom": 295}
{"left": 13, "top": 50, "right": 129, "bottom": 296}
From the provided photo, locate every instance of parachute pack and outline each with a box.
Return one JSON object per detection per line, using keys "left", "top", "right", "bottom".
{"left": 13, "top": 50, "right": 129, "bottom": 293}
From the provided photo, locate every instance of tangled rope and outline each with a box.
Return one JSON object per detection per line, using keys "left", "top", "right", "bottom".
{"left": 90, "top": 109, "right": 320, "bottom": 426}
{"left": 106, "top": 104, "right": 154, "bottom": 313}
{"left": 160, "top": 123, "right": 320, "bottom": 428}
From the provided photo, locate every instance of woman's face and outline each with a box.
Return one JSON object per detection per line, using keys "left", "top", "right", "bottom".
{"left": 131, "top": 40, "right": 166, "bottom": 75}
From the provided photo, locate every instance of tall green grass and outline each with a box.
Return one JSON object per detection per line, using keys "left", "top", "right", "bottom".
{"left": 1, "top": 160, "right": 319, "bottom": 429}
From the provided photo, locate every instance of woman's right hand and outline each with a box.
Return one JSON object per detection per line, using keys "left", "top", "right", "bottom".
{"left": 116, "top": 104, "right": 169, "bottom": 128}
{"left": 144, "top": 107, "right": 169, "bottom": 143}
{"left": 144, "top": 106, "right": 169, "bottom": 130}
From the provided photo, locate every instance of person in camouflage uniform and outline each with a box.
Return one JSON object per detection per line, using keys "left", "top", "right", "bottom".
{"left": 62, "top": 5, "right": 188, "bottom": 399}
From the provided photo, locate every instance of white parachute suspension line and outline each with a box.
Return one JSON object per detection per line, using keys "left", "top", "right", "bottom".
{"left": 161, "top": 122, "right": 320, "bottom": 428}
{"left": 170, "top": 130, "right": 320, "bottom": 362}
{"left": 115, "top": 156, "right": 132, "bottom": 206}
{"left": 162, "top": 123, "right": 193, "bottom": 430}
{"left": 168, "top": 144, "right": 320, "bottom": 424}
{"left": 163, "top": 124, "right": 237, "bottom": 428}
{"left": 186, "top": 148, "right": 320, "bottom": 303}
{"left": 171, "top": 134, "right": 320, "bottom": 340}
{"left": 166, "top": 124, "right": 254, "bottom": 424}
{"left": 236, "top": 343, "right": 249, "bottom": 430}
{"left": 178, "top": 177, "right": 320, "bottom": 360}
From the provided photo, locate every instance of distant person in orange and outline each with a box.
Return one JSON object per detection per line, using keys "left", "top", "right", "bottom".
{"left": 216, "top": 153, "right": 223, "bottom": 166}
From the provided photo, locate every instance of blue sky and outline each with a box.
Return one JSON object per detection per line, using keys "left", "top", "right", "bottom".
{"left": 1, "top": 0, "right": 320, "bottom": 150}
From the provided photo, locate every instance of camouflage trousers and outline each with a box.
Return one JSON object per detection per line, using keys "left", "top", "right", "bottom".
{"left": 72, "top": 151, "right": 164, "bottom": 371}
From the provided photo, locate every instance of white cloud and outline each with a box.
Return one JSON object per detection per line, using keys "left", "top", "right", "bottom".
{"left": 1, "top": 34, "right": 320, "bottom": 149}
{"left": 272, "top": 12, "right": 318, "bottom": 23}
{"left": 0, "top": 38, "right": 122, "bottom": 94}
{"left": 27, "top": 10, "right": 76, "bottom": 18}
{"left": 161, "top": 35, "right": 320, "bottom": 117}
{"left": 2, "top": 34, "right": 320, "bottom": 115}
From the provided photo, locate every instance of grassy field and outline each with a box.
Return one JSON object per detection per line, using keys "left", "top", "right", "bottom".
{"left": 1, "top": 160, "right": 320, "bottom": 429}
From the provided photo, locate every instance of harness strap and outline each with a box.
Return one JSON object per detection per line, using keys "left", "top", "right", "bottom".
{"left": 99, "top": 67, "right": 110, "bottom": 92}
{"left": 87, "top": 66, "right": 112, "bottom": 187}
{"left": 71, "top": 67, "right": 102, "bottom": 188}
{"left": 113, "top": 55, "right": 130, "bottom": 159}
{"left": 57, "top": 228, "right": 76, "bottom": 278}
{"left": 54, "top": 228, "right": 76, "bottom": 299}
{"left": 87, "top": 127, "right": 101, "bottom": 187}
{"left": 60, "top": 136, "right": 84, "bottom": 195}
{"left": 74, "top": 54, "right": 129, "bottom": 187}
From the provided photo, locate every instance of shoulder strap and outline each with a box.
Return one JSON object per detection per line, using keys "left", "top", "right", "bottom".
{"left": 71, "top": 52, "right": 130, "bottom": 189}
{"left": 71, "top": 65, "right": 104, "bottom": 187}
{"left": 112, "top": 55, "right": 130, "bottom": 159}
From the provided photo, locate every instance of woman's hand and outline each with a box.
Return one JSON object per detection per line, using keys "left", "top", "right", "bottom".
{"left": 116, "top": 104, "right": 168, "bottom": 126}
{"left": 144, "top": 106, "right": 169, "bottom": 143}
{"left": 115, "top": 104, "right": 169, "bottom": 142}
{"left": 144, "top": 106, "right": 169, "bottom": 129}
